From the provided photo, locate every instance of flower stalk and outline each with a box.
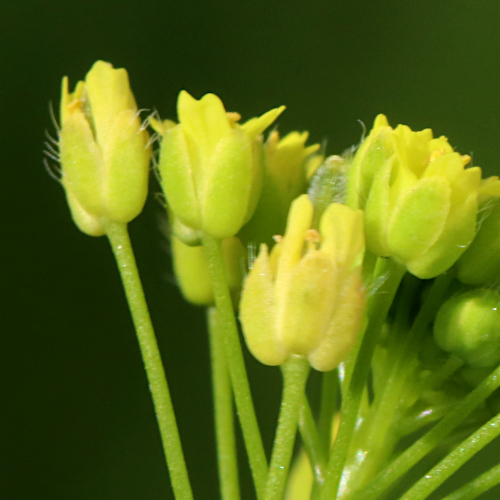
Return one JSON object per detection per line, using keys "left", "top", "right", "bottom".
{"left": 105, "top": 221, "right": 193, "bottom": 500}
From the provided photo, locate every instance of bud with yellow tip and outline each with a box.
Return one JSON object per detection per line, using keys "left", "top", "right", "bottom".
{"left": 157, "top": 91, "right": 285, "bottom": 239}
{"left": 58, "top": 61, "right": 151, "bottom": 236}
{"left": 239, "top": 130, "right": 320, "bottom": 247}
{"left": 348, "top": 114, "right": 481, "bottom": 279}
{"left": 239, "top": 194, "right": 365, "bottom": 371}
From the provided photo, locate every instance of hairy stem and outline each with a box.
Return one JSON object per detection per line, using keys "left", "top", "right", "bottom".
{"left": 208, "top": 308, "right": 240, "bottom": 500}
{"left": 105, "top": 221, "right": 193, "bottom": 500}
{"left": 265, "top": 356, "right": 310, "bottom": 500}
{"left": 202, "top": 234, "right": 268, "bottom": 499}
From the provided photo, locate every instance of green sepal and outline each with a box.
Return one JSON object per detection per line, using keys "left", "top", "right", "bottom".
{"left": 434, "top": 289, "right": 500, "bottom": 368}
{"left": 364, "top": 156, "right": 393, "bottom": 256}
{"left": 240, "top": 244, "right": 288, "bottom": 365}
{"left": 278, "top": 251, "right": 338, "bottom": 356}
{"left": 407, "top": 192, "right": 477, "bottom": 279}
{"left": 388, "top": 176, "right": 451, "bottom": 263}
{"left": 457, "top": 198, "right": 500, "bottom": 285}
{"left": 103, "top": 109, "right": 150, "bottom": 223}
{"left": 200, "top": 127, "right": 254, "bottom": 238}
{"left": 59, "top": 111, "right": 103, "bottom": 217}
{"left": 159, "top": 124, "right": 202, "bottom": 230}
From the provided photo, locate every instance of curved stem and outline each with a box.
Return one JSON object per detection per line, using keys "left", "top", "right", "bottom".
{"left": 265, "top": 356, "right": 310, "bottom": 500}
{"left": 208, "top": 308, "right": 240, "bottom": 500}
{"left": 402, "top": 410, "right": 500, "bottom": 500}
{"left": 320, "top": 258, "right": 406, "bottom": 500}
{"left": 443, "top": 462, "right": 500, "bottom": 500}
{"left": 358, "top": 363, "right": 500, "bottom": 499}
{"left": 202, "top": 234, "right": 268, "bottom": 499}
{"left": 105, "top": 221, "right": 193, "bottom": 500}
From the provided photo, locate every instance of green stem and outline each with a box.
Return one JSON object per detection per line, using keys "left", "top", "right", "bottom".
{"left": 402, "top": 410, "right": 500, "bottom": 500}
{"left": 414, "top": 355, "right": 463, "bottom": 394}
{"left": 443, "top": 462, "right": 500, "bottom": 500}
{"left": 208, "top": 308, "right": 240, "bottom": 500}
{"left": 265, "top": 356, "right": 310, "bottom": 500}
{"left": 358, "top": 363, "right": 500, "bottom": 499}
{"left": 343, "top": 272, "right": 455, "bottom": 495}
{"left": 318, "top": 370, "right": 338, "bottom": 458}
{"left": 320, "top": 258, "right": 406, "bottom": 500}
{"left": 299, "top": 397, "right": 327, "bottom": 486}
{"left": 202, "top": 234, "right": 268, "bottom": 499}
{"left": 104, "top": 221, "right": 193, "bottom": 500}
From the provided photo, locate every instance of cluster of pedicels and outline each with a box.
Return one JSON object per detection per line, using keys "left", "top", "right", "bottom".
{"left": 55, "top": 60, "right": 500, "bottom": 374}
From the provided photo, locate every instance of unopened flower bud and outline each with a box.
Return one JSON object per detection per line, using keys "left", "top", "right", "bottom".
{"left": 457, "top": 177, "right": 500, "bottom": 285}
{"left": 157, "top": 91, "right": 284, "bottom": 239}
{"left": 434, "top": 289, "right": 500, "bottom": 368}
{"left": 240, "top": 130, "right": 320, "bottom": 246}
{"left": 239, "top": 194, "right": 365, "bottom": 371}
{"left": 172, "top": 235, "right": 246, "bottom": 307}
{"left": 58, "top": 61, "right": 150, "bottom": 235}
{"left": 348, "top": 114, "right": 481, "bottom": 279}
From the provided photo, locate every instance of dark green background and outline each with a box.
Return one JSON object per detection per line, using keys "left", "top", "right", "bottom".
{"left": 3, "top": 1, "right": 500, "bottom": 498}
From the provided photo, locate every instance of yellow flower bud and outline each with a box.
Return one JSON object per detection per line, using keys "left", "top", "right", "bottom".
{"left": 239, "top": 194, "right": 365, "bottom": 371}
{"left": 172, "top": 235, "right": 246, "bottom": 307}
{"left": 349, "top": 114, "right": 481, "bottom": 279}
{"left": 239, "top": 130, "right": 320, "bottom": 247}
{"left": 157, "top": 91, "right": 284, "bottom": 239}
{"left": 58, "top": 61, "right": 150, "bottom": 235}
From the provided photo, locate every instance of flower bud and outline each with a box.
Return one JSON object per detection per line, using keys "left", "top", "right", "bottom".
{"left": 58, "top": 61, "right": 150, "bottom": 235}
{"left": 157, "top": 91, "right": 284, "bottom": 239}
{"left": 348, "top": 114, "right": 481, "bottom": 279}
{"left": 172, "top": 235, "right": 246, "bottom": 307}
{"left": 239, "top": 130, "right": 320, "bottom": 247}
{"left": 434, "top": 289, "right": 500, "bottom": 368}
{"left": 239, "top": 194, "right": 366, "bottom": 371}
{"left": 456, "top": 177, "right": 500, "bottom": 285}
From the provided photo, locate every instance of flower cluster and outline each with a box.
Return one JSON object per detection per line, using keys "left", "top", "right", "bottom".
{"left": 52, "top": 60, "right": 500, "bottom": 500}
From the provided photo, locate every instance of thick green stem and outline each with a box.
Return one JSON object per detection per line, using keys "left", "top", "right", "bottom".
{"left": 265, "top": 356, "right": 310, "bottom": 500}
{"left": 105, "top": 221, "right": 193, "bottom": 500}
{"left": 320, "top": 258, "right": 406, "bottom": 500}
{"left": 358, "top": 364, "right": 500, "bottom": 499}
{"left": 202, "top": 234, "right": 267, "bottom": 499}
{"left": 443, "top": 462, "right": 500, "bottom": 500}
{"left": 403, "top": 411, "right": 500, "bottom": 500}
{"left": 208, "top": 308, "right": 240, "bottom": 500}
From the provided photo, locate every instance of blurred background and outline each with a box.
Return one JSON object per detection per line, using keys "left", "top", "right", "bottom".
{"left": 3, "top": 0, "right": 500, "bottom": 498}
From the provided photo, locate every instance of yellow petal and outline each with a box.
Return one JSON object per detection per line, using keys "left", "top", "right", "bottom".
{"left": 241, "top": 105, "right": 286, "bottom": 140}
{"left": 177, "top": 91, "right": 231, "bottom": 163}
{"left": 85, "top": 61, "right": 137, "bottom": 146}
{"left": 274, "top": 195, "right": 314, "bottom": 284}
